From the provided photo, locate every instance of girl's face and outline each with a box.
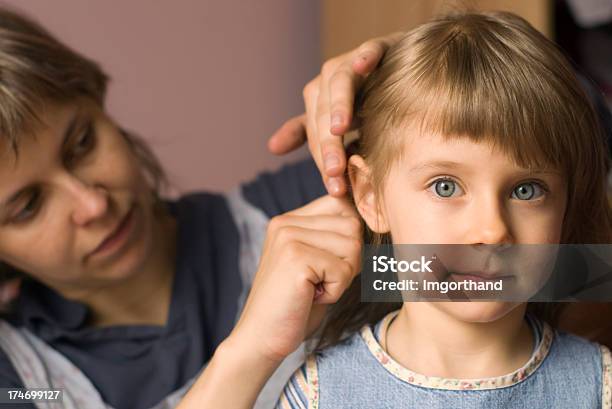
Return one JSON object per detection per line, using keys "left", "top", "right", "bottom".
{"left": 0, "top": 100, "right": 158, "bottom": 294}
{"left": 351, "top": 129, "right": 568, "bottom": 322}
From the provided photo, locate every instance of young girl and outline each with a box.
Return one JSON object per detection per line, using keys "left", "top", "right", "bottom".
{"left": 277, "top": 11, "right": 612, "bottom": 408}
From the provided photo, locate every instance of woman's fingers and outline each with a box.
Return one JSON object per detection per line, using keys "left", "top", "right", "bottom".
{"left": 267, "top": 114, "right": 306, "bottom": 155}
{"left": 268, "top": 32, "right": 405, "bottom": 198}
{"left": 282, "top": 241, "right": 359, "bottom": 305}
{"left": 286, "top": 195, "right": 356, "bottom": 217}
{"left": 315, "top": 81, "right": 347, "bottom": 198}
{"left": 273, "top": 226, "right": 361, "bottom": 267}
{"left": 328, "top": 32, "right": 406, "bottom": 135}
{"left": 302, "top": 76, "right": 328, "bottom": 188}
{"left": 315, "top": 60, "right": 347, "bottom": 197}
{"left": 268, "top": 214, "right": 362, "bottom": 238}
{"left": 314, "top": 34, "right": 404, "bottom": 195}
{"left": 351, "top": 32, "right": 404, "bottom": 76}
{"left": 328, "top": 62, "right": 361, "bottom": 137}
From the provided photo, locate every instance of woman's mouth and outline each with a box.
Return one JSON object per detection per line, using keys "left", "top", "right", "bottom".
{"left": 89, "top": 204, "right": 136, "bottom": 260}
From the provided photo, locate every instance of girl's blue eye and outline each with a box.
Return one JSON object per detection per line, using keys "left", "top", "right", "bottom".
{"left": 430, "top": 178, "right": 462, "bottom": 198}
{"left": 512, "top": 182, "right": 545, "bottom": 201}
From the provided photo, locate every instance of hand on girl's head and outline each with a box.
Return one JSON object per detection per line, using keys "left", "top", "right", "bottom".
{"left": 267, "top": 32, "right": 404, "bottom": 197}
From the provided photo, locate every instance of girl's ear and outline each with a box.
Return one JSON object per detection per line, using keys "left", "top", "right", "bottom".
{"left": 348, "top": 155, "right": 390, "bottom": 233}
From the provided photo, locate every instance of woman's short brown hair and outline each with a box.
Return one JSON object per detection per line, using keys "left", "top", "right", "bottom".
{"left": 0, "top": 6, "right": 168, "bottom": 311}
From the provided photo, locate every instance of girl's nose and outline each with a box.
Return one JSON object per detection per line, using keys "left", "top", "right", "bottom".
{"left": 69, "top": 179, "right": 109, "bottom": 226}
{"left": 466, "top": 198, "right": 512, "bottom": 245}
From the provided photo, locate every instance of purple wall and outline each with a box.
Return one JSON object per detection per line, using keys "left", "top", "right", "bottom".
{"left": 7, "top": 1, "right": 321, "bottom": 194}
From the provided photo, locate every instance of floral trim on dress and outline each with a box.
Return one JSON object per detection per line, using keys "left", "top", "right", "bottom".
{"left": 306, "top": 354, "right": 320, "bottom": 409}
{"left": 360, "top": 310, "right": 554, "bottom": 391}
{"left": 601, "top": 345, "right": 612, "bottom": 409}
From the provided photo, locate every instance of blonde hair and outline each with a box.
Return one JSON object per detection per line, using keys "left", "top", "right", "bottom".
{"left": 319, "top": 11, "right": 612, "bottom": 348}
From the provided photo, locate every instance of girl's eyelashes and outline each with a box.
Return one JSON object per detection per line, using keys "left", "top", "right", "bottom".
{"left": 426, "top": 177, "right": 549, "bottom": 201}
{"left": 511, "top": 181, "right": 547, "bottom": 201}
{"left": 427, "top": 177, "right": 464, "bottom": 198}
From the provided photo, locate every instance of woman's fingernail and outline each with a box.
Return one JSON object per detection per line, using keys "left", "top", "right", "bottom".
{"left": 324, "top": 154, "right": 340, "bottom": 171}
{"left": 358, "top": 52, "right": 370, "bottom": 63}
{"left": 331, "top": 113, "right": 343, "bottom": 128}
{"left": 314, "top": 283, "right": 325, "bottom": 299}
{"left": 327, "top": 177, "right": 341, "bottom": 194}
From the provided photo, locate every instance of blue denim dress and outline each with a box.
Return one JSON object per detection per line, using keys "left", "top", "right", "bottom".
{"left": 277, "top": 312, "right": 612, "bottom": 409}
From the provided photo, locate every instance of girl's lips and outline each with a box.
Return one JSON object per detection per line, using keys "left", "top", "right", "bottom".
{"left": 89, "top": 204, "right": 136, "bottom": 259}
{"left": 449, "top": 272, "right": 513, "bottom": 282}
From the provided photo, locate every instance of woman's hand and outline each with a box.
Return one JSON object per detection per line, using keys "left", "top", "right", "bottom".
{"left": 230, "top": 194, "right": 362, "bottom": 362}
{"left": 178, "top": 196, "right": 362, "bottom": 409}
{"left": 267, "top": 33, "right": 403, "bottom": 196}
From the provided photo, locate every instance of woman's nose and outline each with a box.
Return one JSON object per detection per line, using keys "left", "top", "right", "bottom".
{"left": 69, "top": 179, "right": 109, "bottom": 226}
{"left": 466, "top": 197, "right": 512, "bottom": 245}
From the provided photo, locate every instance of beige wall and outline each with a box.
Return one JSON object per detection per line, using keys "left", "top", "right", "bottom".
{"left": 7, "top": 1, "right": 321, "bottom": 194}
{"left": 322, "top": 0, "right": 552, "bottom": 59}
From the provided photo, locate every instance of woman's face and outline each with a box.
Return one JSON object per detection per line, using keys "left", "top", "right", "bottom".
{"left": 351, "top": 129, "right": 568, "bottom": 322}
{"left": 0, "top": 99, "right": 158, "bottom": 295}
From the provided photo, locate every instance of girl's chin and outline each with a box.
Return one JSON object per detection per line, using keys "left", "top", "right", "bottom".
{"left": 434, "top": 301, "right": 521, "bottom": 324}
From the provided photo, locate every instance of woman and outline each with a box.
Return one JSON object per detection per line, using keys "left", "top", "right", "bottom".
{"left": 0, "top": 7, "right": 391, "bottom": 408}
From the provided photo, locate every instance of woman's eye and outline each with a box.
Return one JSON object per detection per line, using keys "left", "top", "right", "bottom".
{"left": 73, "top": 122, "right": 95, "bottom": 156}
{"left": 512, "top": 182, "right": 545, "bottom": 201}
{"left": 429, "top": 178, "right": 463, "bottom": 198}
{"left": 12, "top": 191, "right": 42, "bottom": 223}
{"left": 65, "top": 122, "right": 96, "bottom": 166}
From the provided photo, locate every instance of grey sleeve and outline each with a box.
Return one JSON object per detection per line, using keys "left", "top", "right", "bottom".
{"left": 0, "top": 349, "right": 36, "bottom": 408}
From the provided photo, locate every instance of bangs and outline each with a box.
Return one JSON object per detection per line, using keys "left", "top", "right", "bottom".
{"left": 405, "top": 78, "right": 569, "bottom": 173}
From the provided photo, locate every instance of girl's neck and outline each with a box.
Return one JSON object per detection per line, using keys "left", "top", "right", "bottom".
{"left": 385, "top": 303, "right": 533, "bottom": 379}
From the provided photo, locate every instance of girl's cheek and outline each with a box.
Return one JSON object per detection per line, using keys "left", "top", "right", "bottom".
{"left": 508, "top": 205, "right": 564, "bottom": 243}
{"left": 388, "top": 202, "right": 465, "bottom": 243}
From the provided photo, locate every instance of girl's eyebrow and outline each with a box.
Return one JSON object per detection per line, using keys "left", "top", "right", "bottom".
{"left": 408, "top": 161, "right": 469, "bottom": 173}
{"left": 407, "top": 160, "right": 562, "bottom": 176}
{"left": 0, "top": 110, "right": 80, "bottom": 211}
